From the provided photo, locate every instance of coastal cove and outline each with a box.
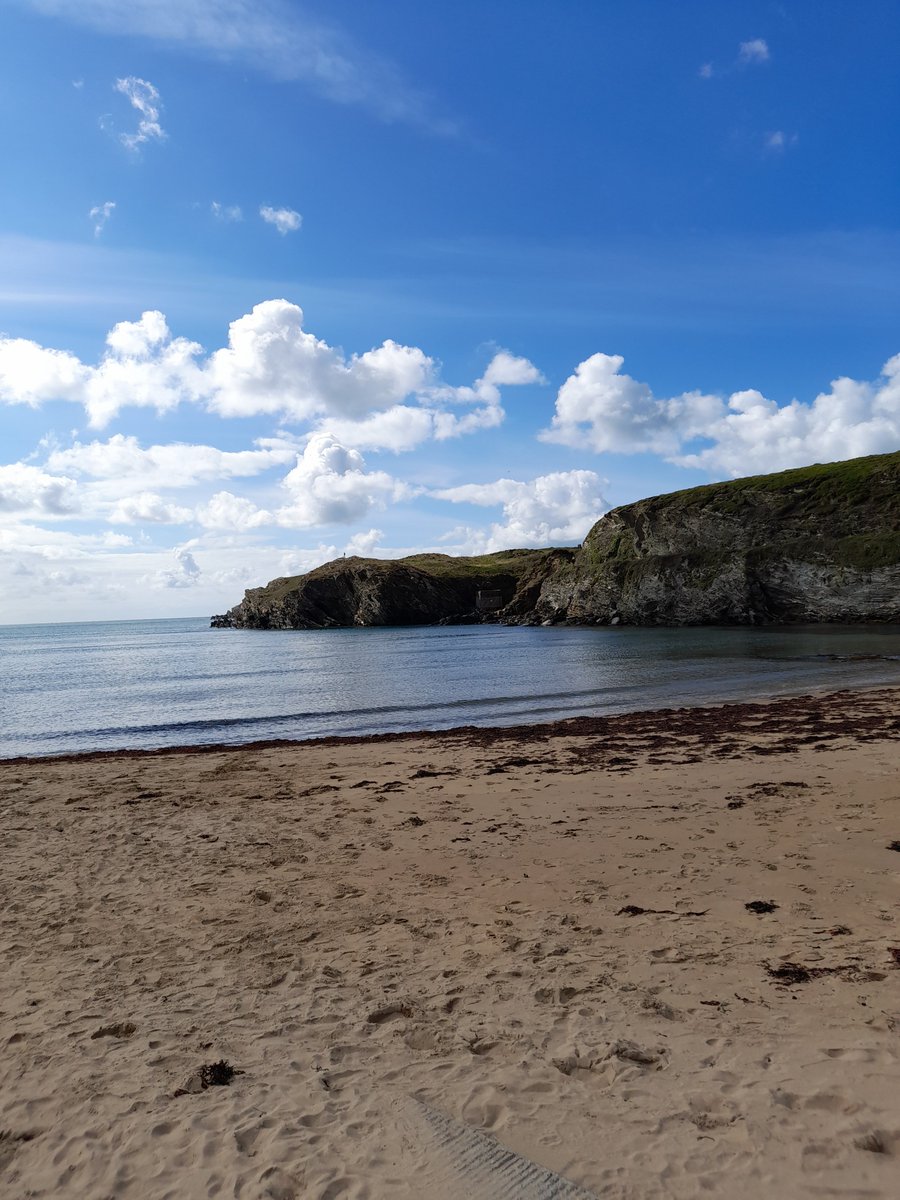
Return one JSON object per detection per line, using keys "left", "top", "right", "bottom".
{"left": 2, "top": 617, "right": 899, "bottom": 759}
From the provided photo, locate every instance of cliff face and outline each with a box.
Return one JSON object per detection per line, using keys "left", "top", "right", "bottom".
{"left": 214, "top": 452, "right": 900, "bottom": 629}
{"left": 217, "top": 550, "right": 568, "bottom": 630}
{"left": 525, "top": 452, "right": 900, "bottom": 626}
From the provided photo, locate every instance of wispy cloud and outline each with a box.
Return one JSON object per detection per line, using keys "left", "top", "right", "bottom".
{"left": 114, "top": 76, "right": 166, "bottom": 150}
{"left": 89, "top": 200, "right": 115, "bottom": 237}
{"left": 738, "top": 38, "right": 770, "bottom": 65}
{"left": 764, "top": 130, "right": 797, "bottom": 154}
{"left": 259, "top": 206, "right": 302, "bottom": 235}
{"left": 18, "top": 0, "right": 456, "bottom": 133}
{"left": 700, "top": 37, "right": 771, "bottom": 79}
{"left": 211, "top": 201, "right": 243, "bottom": 223}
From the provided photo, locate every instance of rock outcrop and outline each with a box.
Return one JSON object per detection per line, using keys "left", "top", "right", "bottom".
{"left": 214, "top": 452, "right": 900, "bottom": 629}
{"left": 216, "top": 550, "right": 566, "bottom": 630}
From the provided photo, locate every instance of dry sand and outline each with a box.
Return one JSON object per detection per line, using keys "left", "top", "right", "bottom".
{"left": 1, "top": 687, "right": 899, "bottom": 1199}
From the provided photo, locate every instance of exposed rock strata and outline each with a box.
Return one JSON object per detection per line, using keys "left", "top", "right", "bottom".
{"left": 214, "top": 452, "right": 900, "bottom": 629}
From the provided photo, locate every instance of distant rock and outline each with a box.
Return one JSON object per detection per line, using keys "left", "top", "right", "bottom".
{"left": 216, "top": 550, "right": 569, "bottom": 630}
{"left": 213, "top": 452, "right": 900, "bottom": 630}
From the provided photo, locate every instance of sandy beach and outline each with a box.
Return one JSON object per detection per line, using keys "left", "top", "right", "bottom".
{"left": 1, "top": 686, "right": 899, "bottom": 1199}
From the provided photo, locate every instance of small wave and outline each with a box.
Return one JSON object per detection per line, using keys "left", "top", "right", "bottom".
{"left": 8, "top": 684, "right": 627, "bottom": 745}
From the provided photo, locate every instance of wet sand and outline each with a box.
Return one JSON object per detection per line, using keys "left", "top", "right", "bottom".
{"left": 1, "top": 687, "right": 899, "bottom": 1198}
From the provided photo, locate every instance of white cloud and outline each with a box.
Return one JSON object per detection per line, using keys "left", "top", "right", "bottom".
{"left": 764, "top": 130, "right": 797, "bottom": 153}
{"left": 344, "top": 527, "right": 383, "bottom": 558}
{"left": 480, "top": 350, "right": 545, "bottom": 388}
{"left": 543, "top": 351, "right": 900, "bottom": 477}
{"left": 47, "top": 433, "right": 297, "bottom": 489}
{"left": 89, "top": 200, "right": 115, "bottom": 237}
{"left": 18, "top": 0, "right": 454, "bottom": 132}
{"left": 152, "top": 545, "right": 201, "bottom": 588}
{"left": 108, "top": 492, "right": 193, "bottom": 525}
{"left": 435, "top": 470, "right": 608, "bottom": 551}
{"left": 196, "top": 491, "right": 272, "bottom": 530}
{"left": 738, "top": 38, "right": 770, "bottom": 65}
{"left": 211, "top": 201, "right": 243, "bottom": 222}
{"left": 259, "top": 205, "right": 302, "bottom": 235}
{"left": 92, "top": 313, "right": 205, "bottom": 426}
{"left": 541, "top": 353, "right": 721, "bottom": 456}
{"left": 0, "top": 312, "right": 203, "bottom": 426}
{"left": 0, "top": 521, "right": 132, "bottom": 558}
{"left": 427, "top": 349, "right": 545, "bottom": 443}
{"left": 205, "top": 300, "right": 433, "bottom": 421}
{"left": 702, "top": 38, "right": 770, "bottom": 80}
{"left": 318, "top": 406, "right": 437, "bottom": 453}
{"left": 0, "top": 337, "right": 88, "bottom": 408}
{"left": 0, "top": 302, "right": 540, "bottom": 442}
{"left": 276, "top": 432, "right": 412, "bottom": 528}
{"left": 114, "top": 76, "right": 166, "bottom": 149}
{"left": 0, "top": 464, "right": 79, "bottom": 515}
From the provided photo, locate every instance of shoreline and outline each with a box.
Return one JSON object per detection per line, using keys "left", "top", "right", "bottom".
{"left": 3, "top": 680, "right": 899, "bottom": 767}
{"left": 2, "top": 684, "right": 898, "bottom": 1197}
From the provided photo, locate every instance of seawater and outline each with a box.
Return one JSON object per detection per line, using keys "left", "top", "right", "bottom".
{"left": 1, "top": 617, "right": 898, "bottom": 758}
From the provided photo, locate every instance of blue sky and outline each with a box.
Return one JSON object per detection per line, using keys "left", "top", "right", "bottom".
{"left": 1, "top": 0, "right": 898, "bottom": 622}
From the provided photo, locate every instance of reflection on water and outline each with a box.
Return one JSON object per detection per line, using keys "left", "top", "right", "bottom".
{"left": 1, "top": 617, "right": 898, "bottom": 757}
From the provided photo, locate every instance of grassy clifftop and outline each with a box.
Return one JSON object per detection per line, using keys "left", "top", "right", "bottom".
{"left": 250, "top": 548, "right": 559, "bottom": 607}
{"left": 601, "top": 450, "right": 900, "bottom": 524}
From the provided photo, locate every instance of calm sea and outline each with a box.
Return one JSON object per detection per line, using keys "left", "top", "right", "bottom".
{"left": 1, "top": 618, "right": 898, "bottom": 758}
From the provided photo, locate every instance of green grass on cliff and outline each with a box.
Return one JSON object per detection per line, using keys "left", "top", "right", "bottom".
{"left": 252, "top": 548, "right": 559, "bottom": 603}
{"left": 401, "top": 549, "right": 557, "bottom": 578}
{"left": 643, "top": 450, "right": 900, "bottom": 517}
{"left": 580, "top": 451, "right": 900, "bottom": 571}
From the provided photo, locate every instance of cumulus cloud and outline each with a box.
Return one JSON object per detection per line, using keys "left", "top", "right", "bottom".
{"left": 0, "top": 313, "right": 202, "bottom": 426}
{"left": 435, "top": 470, "right": 608, "bottom": 551}
{"left": 344, "top": 528, "right": 383, "bottom": 558}
{"left": 542, "top": 351, "right": 900, "bottom": 477}
{"left": 204, "top": 301, "right": 433, "bottom": 422}
{"left": 259, "top": 205, "right": 302, "bottom": 234}
{"left": 276, "top": 432, "right": 412, "bottom": 528}
{"left": 114, "top": 76, "right": 166, "bottom": 149}
{"left": 108, "top": 492, "right": 193, "bottom": 525}
{"left": 196, "top": 491, "right": 272, "bottom": 531}
{"left": 0, "top": 337, "right": 88, "bottom": 408}
{"left": 319, "top": 406, "right": 437, "bottom": 453}
{"left": 153, "top": 545, "right": 201, "bottom": 589}
{"left": 211, "top": 201, "right": 243, "bottom": 222}
{"left": 0, "top": 464, "right": 79, "bottom": 515}
{"left": 481, "top": 351, "right": 545, "bottom": 388}
{"left": 0, "top": 302, "right": 541, "bottom": 442}
{"left": 89, "top": 200, "right": 115, "bottom": 236}
{"left": 427, "top": 350, "right": 545, "bottom": 443}
{"left": 738, "top": 38, "right": 770, "bottom": 65}
{"left": 541, "top": 353, "right": 721, "bottom": 456}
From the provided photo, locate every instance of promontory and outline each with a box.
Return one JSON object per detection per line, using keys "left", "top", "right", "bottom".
{"left": 212, "top": 451, "right": 900, "bottom": 630}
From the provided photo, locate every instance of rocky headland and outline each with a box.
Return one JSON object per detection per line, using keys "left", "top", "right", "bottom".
{"left": 213, "top": 451, "right": 900, "bottom": 629}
